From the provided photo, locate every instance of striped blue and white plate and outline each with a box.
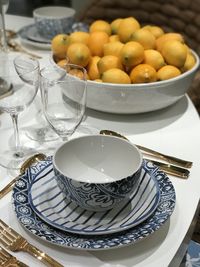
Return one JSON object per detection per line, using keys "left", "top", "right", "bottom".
{"left": 28, "top": 159, "right": 160, "bottom": 235}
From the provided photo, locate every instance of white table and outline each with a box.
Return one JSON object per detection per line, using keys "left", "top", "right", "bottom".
{"left": 0, "top": 14, "right": 200, "bottom": 267}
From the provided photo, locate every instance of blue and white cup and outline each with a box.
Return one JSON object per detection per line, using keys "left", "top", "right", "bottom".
{"left": 33, "top": 6, "right": 76, "bottom": 40}
{"left": 53, "top": 135, "right": 143, "bottom": 212}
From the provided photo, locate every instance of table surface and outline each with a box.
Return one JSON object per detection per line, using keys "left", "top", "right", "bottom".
{"left": 0, "top": 14, "right": 200, "bottom": 267}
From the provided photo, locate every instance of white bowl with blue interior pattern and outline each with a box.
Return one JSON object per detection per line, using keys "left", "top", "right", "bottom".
{"left": 53, "top": 134, "right": 143, "bottom": 212}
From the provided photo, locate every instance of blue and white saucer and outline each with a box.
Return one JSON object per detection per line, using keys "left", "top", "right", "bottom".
{"left": 12, "top": 158, "right": 176, "bottom": 251}
{"left": 18, "top": 22, "right": 89, "bottom": 50}
{"left": 28, "top": 161, "right": 160, "bottom": 235}
{"left": 18, "top": 24, "right": 51, "bottom": 49}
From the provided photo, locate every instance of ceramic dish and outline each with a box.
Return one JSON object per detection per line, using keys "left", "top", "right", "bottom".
{"left": 18, "top": 24, "right": 51, "bottom": 49}
{"left": 28, "top": 159, "right": 160, "bottom": 235}
{"left": 17, "top": 22, "right": 89, "bottom": 50}
{"left": 51, "top": 50, "right": 199, "bottom": 114}
{"left": 23, "top": 24, "right": 51, "bottom": 44}
{"left": 12, "top": 158, "right": 176, "bottom": 251}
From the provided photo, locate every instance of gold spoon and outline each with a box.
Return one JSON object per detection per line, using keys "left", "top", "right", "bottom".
{"left": 100, "top": 130, "right": 190, "bottom": 179}
{"left": 0, "top": 153, "right": 46, "bottom": 199}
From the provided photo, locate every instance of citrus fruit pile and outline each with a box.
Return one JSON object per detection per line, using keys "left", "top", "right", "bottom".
{"left": 51, "top": 17, "right": 196, "bottom": 84}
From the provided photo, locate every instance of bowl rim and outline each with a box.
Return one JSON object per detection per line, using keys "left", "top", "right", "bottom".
{"left": 33, "top": 6, "right": 76, "bottom": 19}
{"left": 53, "top": 134, "right": 143, "bottom": 184}
{"left": 87, "top": 49, "right": 200, "bottom": 87}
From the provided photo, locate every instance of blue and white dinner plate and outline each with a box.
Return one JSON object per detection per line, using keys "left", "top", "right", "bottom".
{"left": 12, "top": 158, "right": 176, "bottom": 251}
{"left": 28, "top": 161, "right": 160, "bottom": 235}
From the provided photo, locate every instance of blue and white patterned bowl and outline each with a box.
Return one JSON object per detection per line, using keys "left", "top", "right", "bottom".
{"left": 33, "top": 6, "right": 76, "bottom": 40}
{"left": 53, "top": 134, "right": 143, "bottom": 212}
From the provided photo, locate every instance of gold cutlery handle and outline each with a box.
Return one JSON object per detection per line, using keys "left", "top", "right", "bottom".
{"left": 99, "top": 130, "right": 192, "bottom": 169}
{"left": 0, "top": 175, "right": 19, "bottom": 199}
{"left": 16, "top": 260, "right": 29, "bottom": 267}
{"left": 24, "top": 243, "right": 64, "bottom": 267}
{"left": 149, "top": 159, "right": 190, "bottom": 179}
{"left": 2, "top": 258, "right": 28, "bottom": 267}
{"left": 8, "top": 40, "right": 42, "bottom": 59}
{"left": 137, "top": 144, "right": 193, "bottom": 168}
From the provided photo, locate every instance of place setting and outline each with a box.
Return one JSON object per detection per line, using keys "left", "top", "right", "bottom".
{"left": 12, "top": 134, "right": 176, "bottom": 251}
{"left": 17, "top": 6, "right": 89, "bottom": 49}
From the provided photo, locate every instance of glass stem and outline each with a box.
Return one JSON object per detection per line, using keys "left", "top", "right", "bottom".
{"left": 0, "top": 0, "right": 8, "bottom": 52}
{"left": 11, "top": 113, "right": 22, "bottom": 156}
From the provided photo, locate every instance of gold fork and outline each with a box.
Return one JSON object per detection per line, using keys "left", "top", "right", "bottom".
{"left": 0, "top": 245, "right": 28, "bottom": 266}
{"left": 0, "top": 220, "right": 64, "bottom": 267}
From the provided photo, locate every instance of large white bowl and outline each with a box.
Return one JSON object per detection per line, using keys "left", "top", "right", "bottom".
{"left": 86, "top": 50, "right": 200, "bottom": 114}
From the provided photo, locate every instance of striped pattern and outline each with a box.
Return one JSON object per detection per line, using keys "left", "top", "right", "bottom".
{"left": 28, "top": 162, "right": 160, "bottom": 235}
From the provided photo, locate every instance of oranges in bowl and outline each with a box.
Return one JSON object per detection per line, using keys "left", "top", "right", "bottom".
{"left": 51, "top": 17, "right": 199, "bottom": 113}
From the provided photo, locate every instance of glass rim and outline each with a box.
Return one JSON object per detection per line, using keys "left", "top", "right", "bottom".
{"left": 40, "top": 63, "right": 87, "bottom": 79}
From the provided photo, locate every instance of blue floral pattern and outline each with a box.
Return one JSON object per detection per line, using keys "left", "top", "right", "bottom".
{"left": 55, "top": 166, "right": 141, "bottom": 211}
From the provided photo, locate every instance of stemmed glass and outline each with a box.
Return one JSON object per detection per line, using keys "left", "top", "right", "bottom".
{"left": 0, "top": 0, "right": 9, "bottom": 51}
{"left": 40, "top": 63, "right": 87, "bottom": 142}
{"left": 0, "top": 53, "right": 40, "bottom": 170}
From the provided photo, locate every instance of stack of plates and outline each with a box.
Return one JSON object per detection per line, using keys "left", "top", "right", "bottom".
{"left": 17, "top": 22, "right": 89, "bottom": 50}
{"left": 12, "top": 157, "right": 176, "bottom": 251}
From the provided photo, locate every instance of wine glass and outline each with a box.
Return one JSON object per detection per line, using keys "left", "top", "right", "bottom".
{"left": 15, "top": 55, "right": 60, "bottom": 143}
{"left": 40, "top": 63, "right": 87, "bottom": 142}
{"left": 0, "top": 53, "right": 40, "bottom": 170}
{"left": 0, "top": 0, "right": 9, "bottom": 52}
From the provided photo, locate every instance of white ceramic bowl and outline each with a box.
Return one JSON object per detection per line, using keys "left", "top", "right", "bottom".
{"left": 52, "top": 50, "right": 199, "bottom": 114}
{"left": 53, "top": 134, "right": 143, "bottom": 211}
{"left": 33, "top": 6, "right": 76, "bottom": 40}
{"left": 86, "top": 51, "right": 200, "bottom": 114}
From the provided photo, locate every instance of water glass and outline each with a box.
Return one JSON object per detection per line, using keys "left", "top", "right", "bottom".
{"left": 40, "top": 64, "right": 87, "bottom": 141}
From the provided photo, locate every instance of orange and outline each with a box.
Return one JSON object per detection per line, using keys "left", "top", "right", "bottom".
{"left": 156, "top": 33, "right": 184, "bottom": 52}
{"left": 69, "top": 31, "right": 90, "bottom": 45}
{"left": 130, "top": 64, "right": 157, "bottom": 83}
{"left": 181, "top": 53, "right": 196, "bottom": 72}
{"left": 87, "top": 56, "right": 101, "bottom": 80}
{"left": 51, "top": 34, "right": 70, "bottom": 60}
{"left": 161, "top": 40, "right": 187, "bottom": 68}
{"left": 103, "top": 41, "right": 124, "bottom": 57}
{"left": 89, "top": 20, "right": 111, "bottom": 35}
{"left": 66, "top": 43, "right": 91, "bottom": 67}
{"left": 68, "top": 69, "right": 86, "bottom": 79}
{"left": 143, "top": 49, "right": 165, "bottom": 70}
{"left": 118, "top": 17, "right": 140, "bottom": 43}
{"left": 130, "top": 28, "right": 156, "bottom": 49}
{"left": 102, "top": 68, "right": 131, "bottom": 84}
{"left": 110, "top": 18, "right": 123, "bottom": 34}
{"left": 143, "top": 25, "right": 164, "bottom": 38}
{"left": 57, "top": 58, "right": 69, "bottom": 69}
{"left": 97, "top": 55, "right": 123, "bottom": 74}
{"left": 109, "top": 34, "right": 120, "bottom": 42}
{"left": 157, "top": 65, "right": 181, "bottom": 80}
{"left": 120, "top": 41, "right": 144, "bottom": 68}
{"left": 88, "top": 31, "right": 109, "bottom": 57}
